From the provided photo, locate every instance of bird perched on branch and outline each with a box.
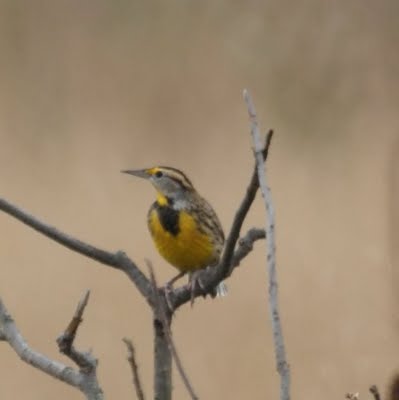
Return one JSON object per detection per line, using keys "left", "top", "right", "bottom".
{"left": 122, "top": 166, "right": 226, "bottom": 299}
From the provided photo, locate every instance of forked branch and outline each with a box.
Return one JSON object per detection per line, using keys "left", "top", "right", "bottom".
{"left": 57, "top": 290, "right": 95, "bottom": 372}
{"left": 0, "top": 292, "right": 103, "bottom": 400}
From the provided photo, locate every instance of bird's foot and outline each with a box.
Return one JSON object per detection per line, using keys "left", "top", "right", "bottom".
{"left": 163, "top": 283, "right": 175, "bottom": 313}
{"left": 161, "top": 271, "right": 186, "bottom": 312}
{"left": 188, "top": 271, "right": 207, "bottom": 306}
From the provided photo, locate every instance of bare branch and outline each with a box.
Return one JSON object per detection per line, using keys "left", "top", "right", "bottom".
{"left": 56, "top": 291, "right": 104, "bottom": 400}
{"left": 123, "top": 338, "right": 146, "bottom": 400}
{"left": 0, "top": 296, "right": 81, "bottom": 384}
{"left": 0, "top": 198, "right": 153, "bottom": 304}
{"left": 370, "top": 385, "right": 381, "bottom": 400}
{"left": 244, "top": 88, "right": 290, "bottom": 400}
{"left": 65, "top": 290, "right": 90, "bottom": 338}
{"left": 231, "top": 227, "right": 266, "bottom": 267}
{"left": 0, "top": 296, "right": 90, "bottom": 394}
{"left": 57, "top": 290, "right": 95, "bottom": 372}
{"left": 147, "top": 261, "right": 199, "bottom": 400}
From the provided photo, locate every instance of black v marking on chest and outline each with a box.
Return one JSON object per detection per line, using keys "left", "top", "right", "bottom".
{"left": 152, "top": 202, "right": 180, "bottom": 236}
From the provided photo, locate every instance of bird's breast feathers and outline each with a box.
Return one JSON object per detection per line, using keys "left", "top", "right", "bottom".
{"left": 147, "top": 204, "right": 217, "bottom": 272}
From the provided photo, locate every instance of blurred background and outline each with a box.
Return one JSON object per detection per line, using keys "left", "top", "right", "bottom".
{"left": 0, "top": 1, "right": 398, "bottom": 399}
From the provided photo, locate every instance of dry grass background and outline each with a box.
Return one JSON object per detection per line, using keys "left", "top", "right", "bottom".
{"left": 0, "top": 1, "right": 398, "bottom": 399}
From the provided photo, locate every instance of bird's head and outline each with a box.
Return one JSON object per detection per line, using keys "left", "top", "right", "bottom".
{"left": 122, "top": 166, "right": 194, "bottom": 204}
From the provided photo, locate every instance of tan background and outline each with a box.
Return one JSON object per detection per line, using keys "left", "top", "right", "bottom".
{"left": 0, "top": 1, "right": 398, "bottom": 399}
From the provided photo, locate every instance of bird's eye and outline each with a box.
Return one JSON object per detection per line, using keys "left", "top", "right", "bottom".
{"left": 154, "top": 170, "right": 163, "bottom": 178}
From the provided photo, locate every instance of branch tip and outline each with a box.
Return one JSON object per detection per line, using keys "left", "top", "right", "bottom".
{"left": 123, "top": 337, "right": 145, "bottom": 400}
{"left": 59, "top": 290, "right": 90, "bottom": 345}
{"left": 57, "top": 291, "right": 98, "bottom": 374}
{"left": 0, "top": 296, "right": 104, "bottom": 398}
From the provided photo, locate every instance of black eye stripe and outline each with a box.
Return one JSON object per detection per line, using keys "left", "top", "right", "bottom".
{"left": 155, "top": 171, "right": 163, "bottom": 178}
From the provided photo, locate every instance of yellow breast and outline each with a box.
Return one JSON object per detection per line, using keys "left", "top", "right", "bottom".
{"left": 148, "top": 208, "right": 216, "bottom": 272}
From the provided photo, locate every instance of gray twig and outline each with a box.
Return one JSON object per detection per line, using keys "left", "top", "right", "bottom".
{"left": 0, "top": 295, "right": 103, "bottom": 400}
{"left": 218, "top": 130, "right": 273, "bottom": 279}
{"left": 147, "top": 261, "right": 199, "bottom": 400}
{"left": 231, "top": 228, "right": 266, "bottom": 267}
{"left": 56, "top": 290, "right": 95, "bottom": 372}
{"left": 123, "top": 338, "right": 146, "bottom": 400}
{"left": 244, "top": 88, "right": 290, "bottom": 400}
{"left": 0, "top": 198, "right": 153, "bottom": 304}
{"left": 56, "top": 290, "right": 103, "bottom": 399}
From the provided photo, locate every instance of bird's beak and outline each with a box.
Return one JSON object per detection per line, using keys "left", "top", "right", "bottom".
{"left": 121, "top": 169, "right": 150, "bottom": 179}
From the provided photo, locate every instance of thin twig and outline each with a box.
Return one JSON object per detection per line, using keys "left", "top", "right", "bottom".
{"left": 0, "top": 295, "right": 103, "bottom": 399}
{"left": 123, "top": 338, "right": 146, "bottom": 400}
{"left": 0, "top": 296, "right": 82, "bottom": 386}
{"left": 218, "top": 129, "right": 273, "bottom": 279}
{"left": 56, "top": 291, "right": 104, "bottom": 399}
{"left": 0, "top": 198, "right": 153, "bottom": 303}
{"left": 244, "top": 88, "right": 290, "bottom": 400}
{"left": 231, "top": 228, "right": 266, "bottom": 266}
{"left": 370, "top": 385, "right": 381, "bottom": 400}
{"left": 146, "top": 261, "right": 199, "bottom": 400}
{"left": 57, "top": 290, "right": 95, "bottom": 372}
{"left": 64, "top": 290, "right": 90, "bottom": 339}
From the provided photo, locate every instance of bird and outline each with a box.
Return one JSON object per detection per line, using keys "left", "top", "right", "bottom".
{"left": 122, "top": 166, "right": 227, "bottom": 300}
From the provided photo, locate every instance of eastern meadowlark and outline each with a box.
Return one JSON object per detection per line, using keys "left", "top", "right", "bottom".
{"left": 122, "top": 166, "right": 226, "bottom": 297}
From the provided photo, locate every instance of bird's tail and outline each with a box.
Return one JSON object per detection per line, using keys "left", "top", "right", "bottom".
{"left": 215, "top": 281, "right": 228, "bottom": 297}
